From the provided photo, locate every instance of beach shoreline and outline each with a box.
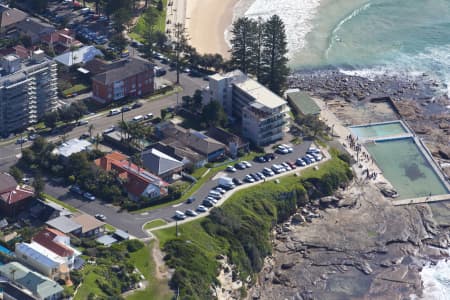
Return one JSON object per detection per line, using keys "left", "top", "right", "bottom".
{"left": 184, "top": 0, "right": 244, "bottom": 58}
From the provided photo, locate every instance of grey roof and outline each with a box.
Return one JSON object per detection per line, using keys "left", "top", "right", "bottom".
{"left": 287, "top": 91, "right": 321, "bottom": 115}
{"left": 0, "top": 5, "right": 27, "bottom": 29}
{"left": 0, "top": 281, "right": 38, "bottom": 300}
{"left": 46, "top": 216, "right": 82, "bottom": 233}
{"left": 96, "top": 235, "right": 117, "bottom": 246}
{"left": 92, "top": 57, "right": 154, "bottom": 85}
{"left": 52, "top": 138, "right": 92, "bottom": 158}
{"left": 0, "top": 262, "right": 63, "bottom": 299}
{"left": 142, "top": 148, "right": 183, "bottom": 176}
{"left": 15, "top": 17, "right": 54, "bottom": 35}
{"left": 0, "top": 172, "right": 17, "bottom": 194}
{"left": 114, "top": 229, "right": 130, "bottom": 240}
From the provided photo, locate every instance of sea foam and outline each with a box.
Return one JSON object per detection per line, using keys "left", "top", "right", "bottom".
{"left": 243, "top": 0, "right": 321, "bottom": 56}
{"left": 411, "top": 260, "right": 450, "bottom": 300}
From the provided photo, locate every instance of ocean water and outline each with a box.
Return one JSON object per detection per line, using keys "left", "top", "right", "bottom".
{"left": 244, "top": 0, "right": 450, "bottom": 96}
{"left": 412, "top": 260, "right": 450, "bottom": 300}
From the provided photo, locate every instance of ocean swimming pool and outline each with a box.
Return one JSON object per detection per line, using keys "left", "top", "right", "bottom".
{"left": 365, "top": 137, "right": 448, "bottom": 199}
{"left": 350, "top": 121, "right": 408, "bottom": 139}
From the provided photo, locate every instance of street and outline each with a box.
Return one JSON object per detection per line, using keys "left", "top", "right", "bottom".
{"left": 44, "top": 141, "right": 313, "bottom": 238}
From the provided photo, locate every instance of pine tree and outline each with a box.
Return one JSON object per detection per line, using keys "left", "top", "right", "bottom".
{"left": 260, "top": 15, "right": 289, "bottom": 95}
{"left": 230, "top": 17, "right": 258, "bottom": 74}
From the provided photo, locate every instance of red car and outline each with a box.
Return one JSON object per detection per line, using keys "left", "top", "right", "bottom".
{"left": 286, "top": 161, "right": 297, "bottom": 169}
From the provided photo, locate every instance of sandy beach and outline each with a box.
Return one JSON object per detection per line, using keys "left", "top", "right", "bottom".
{"left": 185, "top": 0, "right": 239, "bottom": 58}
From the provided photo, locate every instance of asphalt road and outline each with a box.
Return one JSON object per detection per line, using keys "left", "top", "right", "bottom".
{"left": 44, "top": 141, "right": 313, "bottom": 238}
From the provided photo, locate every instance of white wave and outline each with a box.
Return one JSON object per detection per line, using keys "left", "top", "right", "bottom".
{"left": 325, "top": 2, "right": 372, "bottom": 58}
{"left": 411, "top": 260, "right": 450, "bottom": 300}
{"left": 338, "top": 44, "right": 450, "bottom": 97}
{"left": 243, "top": 0, "right": 321, "bottom": 57}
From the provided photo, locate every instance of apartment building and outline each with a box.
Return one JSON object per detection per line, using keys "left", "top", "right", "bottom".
{"left": 0, "top": 50, "right": 57, "bottom": 135}
{"left": 203, "top": 70, "right": 290, "bottom": 146}
{"left": 91, "top": 57, "right": 154, "bottom": 103}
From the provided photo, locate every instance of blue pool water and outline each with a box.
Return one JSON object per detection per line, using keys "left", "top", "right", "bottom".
{"left": 0, "top": 245, "right": 12, "bottom": 256}
{"left": 350, "top": 121, "right": 408, "bottom": 139}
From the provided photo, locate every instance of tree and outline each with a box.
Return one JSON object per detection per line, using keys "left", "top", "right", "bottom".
{"left": 111, "top": 8, "right": 133, "bottom": 32}
{"left": 32, "top": 174, "right": 45, "bottom": 197}
{"left": 9, "top": 166, "right": 23, "bottom": 182}
{"left": 31, "top": 0, "right": 48, "bottom": 13}
{"left": 201, "top": 101, "right": 227, "bottom": 127}
{"left": 140, "top": 8, "right": 158, "bottom": 60}
{"left": 172, "top": 23, "right": 189, "bottom": 84}
{"left": 110, "top": 33, "right": 128, "bottom": 53}
{"left": 157, "top": 0, "right": 164, "bottom": 11}
{"left": 230, "top": 17, "right": 258, "bottom": 74}
{"left": 43, "top": 111, "right": 59, "bottom": 129}
{"left": 88, "top": 124, "right": 94, "bottom": 137}
{"left": 260, "top": 15, "right": 289, "bottom": 95}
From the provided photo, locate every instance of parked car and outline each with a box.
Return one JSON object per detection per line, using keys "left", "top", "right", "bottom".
{"left": 144, "top": 113, "right": 154, "bottom": 120}
{"left": 79, "top": 132, "right": 90, "bottom": 139}
{"left": 281, "top": 144, "right": 294, "bottom": 153}
{"left": 174, "top": 210, "right": 186, "bottom": 220}
{"left": 296, "top": 158, "right": 306, "bottom": 166}
{"left": 186, "top": 196, "right": 196, "bottom": 204}
{"left": 226, "top": 165, "right": 237, "bottom": 172}
{"left": 276, "top": 145, "right": 289, "bottom": 154}
{"left": 95, "top": 214, "right": 106, "bottom": 221}
{"left": 185, "top": 209, "right": 198, "bottom": 217}
{"left": 131, "top": 102, "right": 143, "bottom": 109}
{"left": 196, "top": 205, "right": 208, "bottom": 212}
{"left": 234, "top": 162, "right": 246, "bottom": 170}
{"left": 70, "top": 185, "right": 83, "bottom": 195}
{"left": 232, "top": 178, "right": 243, "bottom": 185}
{"left": 83, "top": 192, "right": 95, "bottom": 201}
{"left": 16, "top": 137, "right": 28, "bottom": 144}
{"left": 121, "top": 106, "right": 131, "bottom": 112}
{"left": 255, "top": 156, "right": 266, "bottom": 163}
{"left": 202, "top": 199, "right": 214, "bottom": 207}
{"left": 264, "top": 153, "right": 276, "bottom": 161}
{"left": 262, "top": 167, "right": 275, "bottom": 176}
{"left": 28, "top": 133, "right": 38, "bottom": 140}
{"left": 109, "top": 109, "right": 120, "bottom": 116}
{"left": 103, "top": 126, "right": 115, "bottom": 134}
{"left": 244, "top": 174, "right": 255, "bottom": 183}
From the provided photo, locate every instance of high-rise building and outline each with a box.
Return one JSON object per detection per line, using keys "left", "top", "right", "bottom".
{"left": 203, "top": 70, "right": 290, "bottom": 146}
{"left": 0, "top": 50, "right": 57, "bottom": 136}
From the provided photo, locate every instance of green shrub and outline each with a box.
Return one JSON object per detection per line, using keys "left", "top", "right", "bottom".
{"left": 125, "top": 239, "right": 144, "bottom": 252}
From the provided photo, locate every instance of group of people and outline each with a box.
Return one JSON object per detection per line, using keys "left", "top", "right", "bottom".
{"left": 364, "top": 168, "right": 378, "bottom": 180}
{"left": 345, "top": 134, "right": 380, "bottom": 181}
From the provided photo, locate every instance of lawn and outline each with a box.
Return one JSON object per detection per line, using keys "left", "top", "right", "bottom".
{"left": 126, "top": 241, "right": 173, "bottom": 300}
{"left": 131, "top": 0, "right": 168, "bottom": 42}
{"left": 144, "top": 219, "right": 167, "bottom": 230}
{"left": 41, "top": 193, "right": 78, "bottom": 213}
{"left": 62, "top": 84, "right": 89, "bottom": 97}
{"left": 74, "top": 265, "right": 107, "bottom": 300}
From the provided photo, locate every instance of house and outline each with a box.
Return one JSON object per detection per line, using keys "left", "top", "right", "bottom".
{"left": 15, "top": 242, "right": 71, "bottom": 282}
{"left": 45, "top": 216, "right": 82, "bottom": 236}
{"left": 91, "top": 57, "right": 155, "bottom": 103}
{"left": 71, "top": 214, "right": 105, "bottom": 237}
{"left": 42, "top": 28, "right": 82, "bottom": 54}
{"left": 153, "top": 141, "right": 206, "bottom": 168}
{"left": 203, "top": 70, "right": 291, "bottom": 146}
{"left": 51, "top": 138, "right": 92, "bottom": 159}
{"left": 15, "top": 17, "right": 55, "bottom": 44}
{"left": 95, "top": 152, "right": 169, "bottom": 200}
{"left": 207, "top": 127, "right": 249, "bottom": 158}
{"left": 32, "top": 227, "right": 81, "bottom": 270}
{"left": 0, "top": 172, "right": 34, "bottom": 216}
{"left": 141, "top": 148, "right": 184, "bottom": 181}
{"left": 157, "top": 121, "right": 226, "bottom": 162}
{"left": 0, "top": 4, "right": 27, "bottom": 34}
{"left": 0, "top": 281, "right": 39, "bottom": 300}
{"left": 54, "top": 45, "right": 103, "bottom": 67}
{"left": 286, "top": 90, "right": 321, "bottom": 116}
{"left": 0, "top": 262, "right": 63, "bottom": 300}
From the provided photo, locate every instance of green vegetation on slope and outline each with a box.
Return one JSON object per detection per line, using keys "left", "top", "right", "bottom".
{"left": 155, "top": 150, "right": 353, "bottom": 299}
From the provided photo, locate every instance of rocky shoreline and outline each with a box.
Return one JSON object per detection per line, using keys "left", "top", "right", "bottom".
{"left": 243, "top": 70, "right": 450, "bottom": 300}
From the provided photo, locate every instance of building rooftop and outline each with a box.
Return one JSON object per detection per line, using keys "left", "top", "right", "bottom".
{"left": 234, "top": 77, "right": 287, "bottom": 109}
{"left": 0, "top": 262, "right": 63, "bottom": 299}
{"left": 287, "top": 91, "right": 321, "bottom": 115}
{"left": 142, "top": 148, "right": 183, "bottom": 176}
{"left": 15, "top": 17, "right": 54, "bottom": 35}
{"left": 96, "top": 235, "right": 117, "bottom": 246}
{"left": 32, "top": 228, "right": 74, "bottom": 258}
{"left": 46, "top": 216, "right": 82, "bottom": 234}
{"left": 52, "top": 138, "right": 92, "bottom": 158}
{"left": 72, "top": 214, "right": 104, "bottom": 234}
{"left": 15, "top": 242, "right": 65, "bottom": 268}
{"left": 54, "top": 45, "right": 103, "bottom": 67}
{"left": 0, "top": 281, "right": 39, "bottom": 300}
{"left": 92, "top": 57, "right": 154, "bottom": 85}
{"left": 0, "top": 4, "right": 27, "bottom": 29}
{"left": 0, "top": 172, "right": 18, "bottom": 194}
{"left": 113, "top": 229, "right": 130, "bottom": 240}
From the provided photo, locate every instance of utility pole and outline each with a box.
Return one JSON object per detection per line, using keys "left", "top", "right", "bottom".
{"left": 175, "top": 220, "right": 178, "bottom": 236}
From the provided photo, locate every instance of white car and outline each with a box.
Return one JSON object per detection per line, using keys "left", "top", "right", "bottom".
{"left": 196, "top": 205, "right": 208, "bottom": 212}
{"left": 245, "top": 174, "right": 255, "bottom": 183}
{"left": 276, "top": 145, "right": 289, "bottom": 154}
{"left": 226, "top": 165, "right": 237, "bottom": 172}
{"left": 282, "top": 144, "right": 294, "bottom": 153}
{"left": 83, "top": 192, "right": 95, "bottom": 201}
{"left": 241, "top": 161, "right": 252, "bottom": 168}
{"left": 95, "top": 214, "right": 106, "bottom": 221}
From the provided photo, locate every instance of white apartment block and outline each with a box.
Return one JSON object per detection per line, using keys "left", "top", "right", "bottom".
{"left": 0, "top": 50, "right": 57, "bottom": 136}
{"left": 203, "top": 70, "right": 290, "bottom": 146}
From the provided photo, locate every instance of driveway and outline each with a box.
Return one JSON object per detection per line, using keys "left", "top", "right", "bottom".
{"left": 44, "top": 141, "right": 314, "bottom": 238}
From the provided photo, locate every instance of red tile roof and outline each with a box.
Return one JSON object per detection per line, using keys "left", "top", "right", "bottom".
{"left": 95, "top": 152, "right": 168, "bottom": 198}
{"left": 0, "top": 186, "right": 34, "bottom": 205}
{"left": 32, "top": 228, "right": 74, "bottom": 257}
